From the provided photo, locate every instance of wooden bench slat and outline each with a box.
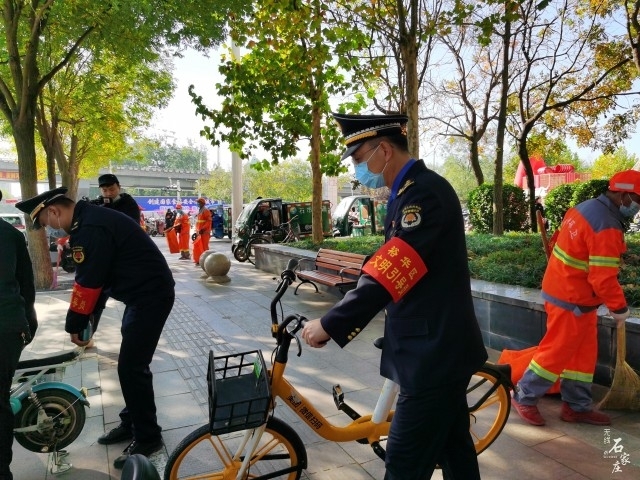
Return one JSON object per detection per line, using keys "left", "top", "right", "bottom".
{"left": 294, "top": 248, "right": 370, "bottom": 295}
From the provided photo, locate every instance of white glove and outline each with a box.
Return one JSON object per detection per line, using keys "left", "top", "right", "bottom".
{"left": 608, "top": 309, "right": 630, "bottom": 327}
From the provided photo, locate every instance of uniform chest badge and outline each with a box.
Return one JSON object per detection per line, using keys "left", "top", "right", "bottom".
{"left": 400, "top": 205, "right": 422, "bottom": 229}
{"left": 72, "top": 246, "right": 85, "bottom": 264}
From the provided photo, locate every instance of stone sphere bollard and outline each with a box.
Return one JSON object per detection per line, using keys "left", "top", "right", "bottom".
{"left": 199, "top": 250, "right": 214, "bottom": 272}
{"left": 204, "top": 252, "right": 231, "bottom": 284}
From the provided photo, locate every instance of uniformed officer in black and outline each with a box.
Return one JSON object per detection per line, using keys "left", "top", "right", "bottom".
{"left": 16, "top": 187, "right": 175, "bottom": 469}
{"left": 97, "top": 173, "right": 140, "bottom": 223}
{"left": 302, "top": 113, "right": 488, "bottom": 479}
{"left": 0, "top": 189, "right": 37, "bottom": 480}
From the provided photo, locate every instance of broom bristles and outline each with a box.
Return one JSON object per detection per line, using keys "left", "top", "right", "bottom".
{"left": 597, "top": 322, "right": 640, "bottom": 411}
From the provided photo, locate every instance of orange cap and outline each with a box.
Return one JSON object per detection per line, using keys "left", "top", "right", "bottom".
{"left": 197, "top": 197, "right": 206, "bottom": 205}
{"left": 176, "top": 203, "right": 182, "bottom": 209}
{"left": 609, "top": 170, "right": 640, "bottom": 196}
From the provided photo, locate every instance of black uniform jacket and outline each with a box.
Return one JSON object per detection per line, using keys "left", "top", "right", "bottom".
{"left": 106, "top": 192, "right": 140, "bottom": 223}
{"left": 65, "top": 201, "right": 175, "bottom": 334}
{"left": 320, "top": 160, "right": 487, "bottom": 392}
{"left": 0, "top": 220, "right": 36, "bottom": 337}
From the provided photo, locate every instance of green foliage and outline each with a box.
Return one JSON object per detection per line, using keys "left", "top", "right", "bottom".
{"left": 544, "top": 179, "right": 609, "bottom": 231}
{"left": 291, "top": 232, "right": 640, "bottom": 307}
{"left": 190, "top": 0, "right": 370, "bottom": 174}
{"left": 467, "top": 183, "right": 529, "bottom": 233}
{"left": 117, "top": 138, "right": 207, "bottom": 172}
{"left": 590, "top": 147, "right": 637, "bottom": 179}
{"left": 571, "top": 179, "right": 609, "bottom": 205}
{"left": 544, "top": 183, "right": 577, "bottom": 231}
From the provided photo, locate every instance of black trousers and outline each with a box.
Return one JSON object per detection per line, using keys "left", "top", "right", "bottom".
{"left": 117, "top": 294, "right": 174, "bottom": 443}
{"left": 384, "top": 378, "right": 480, "bottom": 480}
{"left": 0, "top": 334, "right": 24, "bottom": 480}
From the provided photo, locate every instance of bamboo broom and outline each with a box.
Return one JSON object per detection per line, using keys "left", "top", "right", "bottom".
{"left": 597, "top": 321, "right": 640, "bottom": 411}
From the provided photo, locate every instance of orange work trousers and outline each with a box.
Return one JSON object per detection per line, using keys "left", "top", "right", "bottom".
{"left": 530, "top": 303, "right": 598, "bottom": 384}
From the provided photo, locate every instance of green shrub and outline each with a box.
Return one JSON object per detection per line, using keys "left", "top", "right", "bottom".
{"left": 298, "top": 232, "right": 640, "bottom": 308}
{"left": 571, "top": 179, "right": 609, "bottom": 206}
{"left": 467, "top": 183, "right": 529, "bottom": 233}
{"left": 544, "top": 183, "right": 577, "bottom": 231}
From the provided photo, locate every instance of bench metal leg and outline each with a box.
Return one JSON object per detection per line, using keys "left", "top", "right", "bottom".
{"left": 294, "top": 279, "right": 319, "bottom": 295}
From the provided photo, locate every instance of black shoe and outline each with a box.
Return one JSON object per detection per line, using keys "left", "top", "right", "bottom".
{"left": 113, "top": 439, "right": 164, "bottom": 470}
{"left": 97, "top": 424, "right": 133, "bottom": 445}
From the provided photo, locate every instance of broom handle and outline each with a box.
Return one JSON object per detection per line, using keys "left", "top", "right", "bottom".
{"left": 617, "top": 321, "right": 627, "bottom": 365}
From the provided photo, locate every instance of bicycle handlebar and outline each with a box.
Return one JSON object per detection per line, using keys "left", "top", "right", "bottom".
{"left": 270, "top": 259, "right": 299, "bottom": 334}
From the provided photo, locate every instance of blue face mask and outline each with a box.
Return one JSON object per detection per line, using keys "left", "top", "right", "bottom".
{"left": 353, "top": 145, "right": 386, "bottom": 189}
{"left": 620, "top": 194, "right": 640, "bottom": 218}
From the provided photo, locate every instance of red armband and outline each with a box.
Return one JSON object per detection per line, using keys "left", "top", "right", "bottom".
{"left": 69, "top": 282, "right": 103, "bottom": 315}
{"left": 362, "top": 236, "right": 428, "bottom": 302}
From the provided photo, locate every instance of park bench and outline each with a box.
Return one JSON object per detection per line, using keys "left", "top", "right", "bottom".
{"left": 294, "top": 249, "right": 370, "bottom": 295}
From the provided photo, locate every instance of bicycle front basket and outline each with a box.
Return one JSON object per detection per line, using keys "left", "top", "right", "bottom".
{"left": 207, "top": 349, "right": 271, "bottom": 435}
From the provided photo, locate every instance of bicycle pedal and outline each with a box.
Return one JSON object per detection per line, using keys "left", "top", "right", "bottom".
{"left": 332, "top": 384, "right": 344, "bottom": 409}
{"left": 332, "top": 384, "right": 361, "bottom": 420}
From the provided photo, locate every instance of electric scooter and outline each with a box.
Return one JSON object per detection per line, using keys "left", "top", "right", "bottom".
{"left": 11, "top": 347, "right": 90, "bottom": 473}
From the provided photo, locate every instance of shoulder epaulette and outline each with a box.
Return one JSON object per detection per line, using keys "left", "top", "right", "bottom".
{"left": 397, "top": 179, "right": 415, "bottom": 198}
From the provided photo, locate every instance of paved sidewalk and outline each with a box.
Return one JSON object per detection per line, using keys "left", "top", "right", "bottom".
{"left": 12, "top": 237, "right": 640, "bottom": 479}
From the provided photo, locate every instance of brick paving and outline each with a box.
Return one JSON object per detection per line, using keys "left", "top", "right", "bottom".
{"left": 11, "top": 236, "right": 640, "bottom": 479}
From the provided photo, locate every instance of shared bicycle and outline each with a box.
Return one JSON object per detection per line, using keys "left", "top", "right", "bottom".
{"left": 164, "top": 260, "right": 513, "bottom": 479}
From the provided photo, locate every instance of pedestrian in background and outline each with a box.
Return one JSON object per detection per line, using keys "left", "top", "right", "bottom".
{"left": 165, "top": 208, "right": 175, "bottom": 229}
{"left": 174, "top": 203, "right": 191, "bottom": 260}
{"left": 0, "top": 189, "right": 37, "bottom": 480}
{"left": 97, "top": 174, "right": 140, "bottom": 223}
{"left": 16, "top": 187, "right": 175, "bottom": 469}
{"left": 302, "top": 113, "right": 487, "bottom": 479}
{"left": 511, "top": 170, "right": 639, "bottom": 427}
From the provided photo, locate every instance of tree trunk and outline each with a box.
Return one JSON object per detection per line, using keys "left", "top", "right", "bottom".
{"left": 399, "top": 0, "right": 419, "bottom": 157}
{"left": 470, "top": 135, "right": 484, "bottom": 185}
{"left": 518, "top": 133, "right": 536, "bottom": 232}
{"left": 13, "top": 116, "right": 54, "bottom": 290}
{"left": 493, "top": 15, "right": 511, "bottom": 236}
{"left": 310, "top": 99, "right": 323, "bottom": 244}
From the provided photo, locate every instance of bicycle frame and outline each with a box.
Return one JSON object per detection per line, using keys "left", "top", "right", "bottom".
{"left": 165, "top": 260, "right": 512, "bottom": 480}
{"left": 269, "top": 352, "right": 395, "bottom": 444}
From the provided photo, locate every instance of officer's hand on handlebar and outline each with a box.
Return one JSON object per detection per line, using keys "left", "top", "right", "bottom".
{"left": 301, "top": 319, "right": 331, "bottom": 348}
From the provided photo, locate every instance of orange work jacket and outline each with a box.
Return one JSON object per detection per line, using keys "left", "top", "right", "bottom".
{"left": 541, "top": 194, "right": 627, "bottom": 313}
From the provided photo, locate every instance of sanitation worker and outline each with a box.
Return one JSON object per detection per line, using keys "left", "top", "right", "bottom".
{"left": 511, "top": 170, "right": 639, "bottom": 427}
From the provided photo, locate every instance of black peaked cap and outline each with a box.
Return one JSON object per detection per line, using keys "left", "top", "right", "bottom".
{"left": 15, "top": 187, "right": 69, "bottom": 229}
{"left": 332, "top": 113, "right": 408, "bottom": 160}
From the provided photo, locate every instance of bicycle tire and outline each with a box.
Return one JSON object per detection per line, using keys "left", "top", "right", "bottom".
{"left": 14, "top": 388, "right": 86, "bottom": 452}
{"left": 164, "top": 417, "right": 307, "bottom": 480}
{"left": 467, "top": 364, "right": 511, "bottom": 454}
{"left": 233, "top": 245, "right": 248, "bottom": 262}
{"left": 246, "top": 236, "right": 271, "bottom": 265}
{"left": 370, "top": 365, "right": 510, "bottom": 460}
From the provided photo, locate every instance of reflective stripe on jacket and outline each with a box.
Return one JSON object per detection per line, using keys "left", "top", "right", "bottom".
{"left": 541, "top": 194, "right": 627, "bottom": 313}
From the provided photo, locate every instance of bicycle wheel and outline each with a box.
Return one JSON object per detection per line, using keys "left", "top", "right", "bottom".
{"left": 14, "top": 388, "right": 86, "bottom": 452}
{"left": 467, "top": 365, "right": 511, "bottom": 454}
{"left": 233, "top": 245, "right": 248, "bottom": 262}
{"left": 164, "top": 418, "right": 307, "bottom": 480}
{"left": 246, "top": 236, "right": 270, "bottom": 265}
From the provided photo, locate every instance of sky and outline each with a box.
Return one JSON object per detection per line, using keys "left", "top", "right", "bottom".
{"left": 146, "top": 48, "right": 232, "bottom": 170}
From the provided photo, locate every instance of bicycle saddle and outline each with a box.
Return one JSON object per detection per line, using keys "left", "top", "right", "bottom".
{"left": 373, "top": 337, "right": 384, "bottom": 350}
{"left": 121, "top": 454, "right": 161, "bottom": 480}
